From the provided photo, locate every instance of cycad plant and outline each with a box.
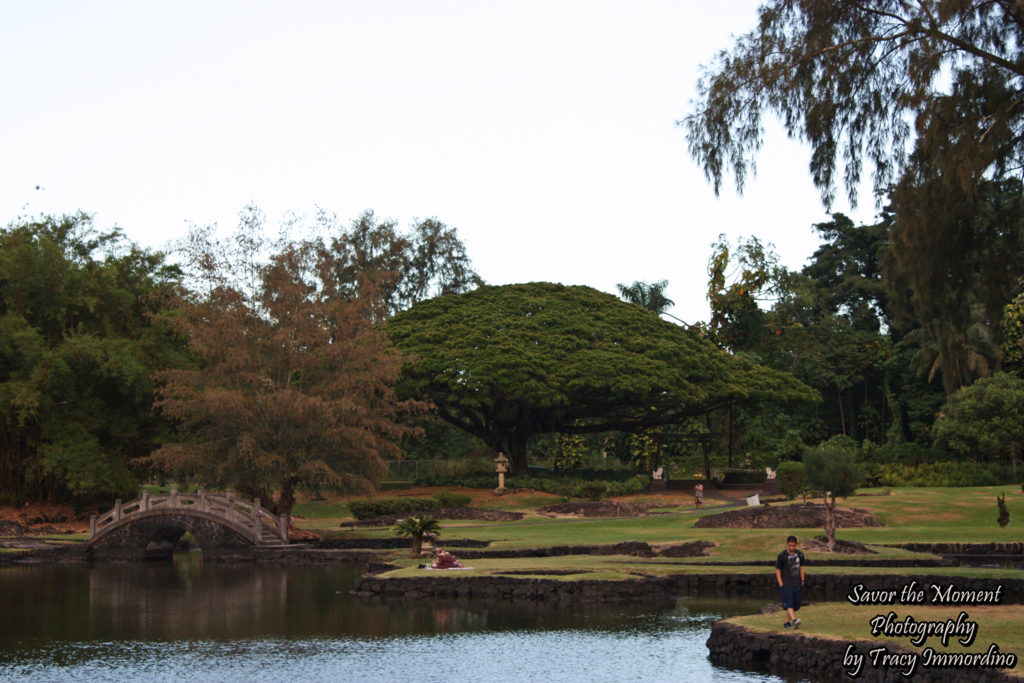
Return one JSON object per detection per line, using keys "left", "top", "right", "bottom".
{"left": 393, "top": 516, "right": 441, "bottom": 557}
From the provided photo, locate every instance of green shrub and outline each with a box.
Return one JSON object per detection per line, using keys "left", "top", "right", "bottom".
{"left": 860, "top": 461, "right": 1016, "bottom": 487}
{"left": 413, "top": 466, "right": 643, "bottom": 497}
{"left": 775, "top": 461, "right": 807, "bottom": 500}
{"left": 804, "top": 446, "right": 863, "bottom": 498}
{"left": 997, "top": 493, "right": 1010, "bottom": 527}
{"left": 348, "top": 497, "right": 436, "bottom": 520}
{"left": 575, "top": 481, "right": 608, "bottom": 501}
{"left": 605, "top": 475, "right": 647, "bottom": 497}
{"left": 432, "top": 492, "right": 472, "bottom": 507}
{"left": 864, "top": 438, "right": 940, "bottom": 466}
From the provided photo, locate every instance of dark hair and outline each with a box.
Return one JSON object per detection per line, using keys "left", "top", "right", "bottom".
{"left": 786, "top": 535, "right": 798, "bottom": 544}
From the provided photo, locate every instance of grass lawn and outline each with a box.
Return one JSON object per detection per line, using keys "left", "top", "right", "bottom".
{"left": 377, "top": 553, "right": 1024, "bottom": 580}
{"left": 838, "top": 486, "right": 1024, "bottom": 544}
{"left": 296, "top": 485, "right": 1024, "bottom": 567}
{"left": 729, "top": 603, "right": 1024, "bottom": 678}
{"left": 292, "top": 500, "right": 352, "bottom": 528}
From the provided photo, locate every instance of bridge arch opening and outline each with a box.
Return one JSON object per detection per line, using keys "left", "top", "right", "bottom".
{"left": 142, "top": 524, "right": 203, "bottom": 561}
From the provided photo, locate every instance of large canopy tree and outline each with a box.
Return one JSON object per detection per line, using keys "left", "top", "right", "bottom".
{"left": 326, "top": 209, "right": 484, "bottom": 317}
{"left": 387, "top": 282, "right": 818, "bottom": 472}
{"left": 0, "top": 213, "right": 183, "bottom": 504}
{"left": 932, "top": 373, "right": 1024, "bottom": 480}
{"left": 147, "top": 226, "right": 421, "bottom": 517}
{"left": 684, "top": 0, "right": 1024, "bottom": 395}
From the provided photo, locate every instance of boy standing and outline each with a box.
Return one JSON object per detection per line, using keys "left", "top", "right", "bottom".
{"left": 775, "top": 535, "right": 806, "bottom": 629}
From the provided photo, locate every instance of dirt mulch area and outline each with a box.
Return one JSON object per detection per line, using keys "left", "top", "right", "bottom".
{"left": 0, "top": 503, "right": 89, "bottom": 535}
{"left": 801, "top": 535, "right": 877, "bottom": 554}
{"left": 653, "top": 540, "right": 717, "bottom": 557}
{"left": 694, "top": 503, "right": 883, "bottom": 529}
{"left": 537, "top": 501, "right": 661, "bottom": 517}
{"left": 346, "top": 506, "right": 525, "bottom": 527}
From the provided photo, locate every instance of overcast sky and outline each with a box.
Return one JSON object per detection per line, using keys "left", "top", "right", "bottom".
{"left": 1, "top": 1, "right": 877, "bottom": 323}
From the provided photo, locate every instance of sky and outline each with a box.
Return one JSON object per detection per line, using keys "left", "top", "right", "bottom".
{"left": 1, "top": 1, "right": 878, "bottom": 324}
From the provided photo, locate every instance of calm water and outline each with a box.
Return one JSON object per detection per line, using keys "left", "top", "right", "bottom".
{"left": 0, "top": 554, "right": 784, "bottom": 682}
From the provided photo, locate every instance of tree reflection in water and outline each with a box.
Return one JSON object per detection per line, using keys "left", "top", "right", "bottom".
{"left": 0, "top": 557, "right": 782, "bottom": 682}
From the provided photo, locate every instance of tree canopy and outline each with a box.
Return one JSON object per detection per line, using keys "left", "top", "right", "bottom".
{"left": 804, "top": 437, "right": 864, "bottom": 551}
{"left": 685, "top": 1, "right": 1024, "bottom": 395}
{"left": 683, "top": 0, "right": 1022, "bottom": 208}
{"left": 146, "top": 224, "right": 421, "bottom": 517}
{"left": 386, "top": 282, "right": 818, "bottom": 471}
{"left": 326, "top": 209, "right": 484, "bottom": 317}
{"left": 0, "top": 214, "right": 182, "bottom": 504}
{"left": 932, "top": 373, "right": 1024, "bottom": 477}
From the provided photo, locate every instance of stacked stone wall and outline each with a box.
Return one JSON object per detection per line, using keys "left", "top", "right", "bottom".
{"left": 352, "top": 574, "right": 677, "bottom": 604}
{"left": 672, "top": 573, "right": 1024, "bottom": 603}
{"left": 707, "top": 621, "right": 1017, "bottom": 682}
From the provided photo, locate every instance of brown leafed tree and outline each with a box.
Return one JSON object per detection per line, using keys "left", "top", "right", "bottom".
{"left": 146, "top": 220, "right": 422, "bottom": 519}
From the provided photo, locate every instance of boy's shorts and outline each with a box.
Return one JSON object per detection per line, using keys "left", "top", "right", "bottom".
{"left": 780, "top": 585, "right": 802, "bottom": 611}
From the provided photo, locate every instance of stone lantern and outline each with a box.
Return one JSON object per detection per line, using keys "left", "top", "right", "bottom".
{"left": 494, "top": 452, "right": 510, "bottom": 493}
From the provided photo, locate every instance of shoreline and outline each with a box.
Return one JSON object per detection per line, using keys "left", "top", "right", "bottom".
{"left": 707, "top": 621, "right": 1020, "bottom": 682}
{"left": 351, "top": 570, "right": 1024, "bottom": 605}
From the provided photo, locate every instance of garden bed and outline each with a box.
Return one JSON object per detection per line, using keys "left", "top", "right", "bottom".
{"left": 694, "top": 502, "right": 883, "bottom": 529}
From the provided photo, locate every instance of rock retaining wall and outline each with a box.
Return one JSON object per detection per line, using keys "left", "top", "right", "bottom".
{"left": 451, "top": 540, "right": 715, "bottom": 559}
{"left": 352, "top": 574, "right": 678, "bottom": 604}
{"left": 352, "top": 570, "right": 1024, "bottom": 606}
{"left": 880, "top": 542, "right": 1024, "bottom": 555}
{"left": 707, "top": 621, "right": 1017, "bottom": 682}
{"left": 453, "top": 541, "right": 659, "bottom": 559}
{"left": 672, "top": 573, "right": 1024, "bottom": 604}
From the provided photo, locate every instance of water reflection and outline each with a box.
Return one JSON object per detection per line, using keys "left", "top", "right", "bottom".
{"left": 0, "top": 554, "right": 784, "bottom": 682}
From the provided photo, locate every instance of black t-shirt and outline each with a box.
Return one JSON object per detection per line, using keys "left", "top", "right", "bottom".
{"left": 775, "top": 549, "right": 806, "bottom": 587}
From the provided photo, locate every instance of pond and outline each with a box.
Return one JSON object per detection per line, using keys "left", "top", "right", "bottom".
{"left": 0, "top": 554, "right": 788, "bottom": 682}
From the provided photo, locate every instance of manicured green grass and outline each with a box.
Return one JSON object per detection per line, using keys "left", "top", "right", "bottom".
{"left": 729, "top": 603, "right": 1024, "bottom": 677}
{"left": 379, "top": 554, "right": 1023, "bottom": 580}
{"left": 290, "top": 499, "right": 350, "bottom": 520}
{"left": 482, "top": 492, "right": 562, "bottom": 511}
{"left": 297, "top": 485, "right": 1024, "bottom": 569}
{"left": 836, "top": 486, "right": 1024, "bottom": 544}
{"left": 21, "top": 534, "right": 89, "bottom": 543}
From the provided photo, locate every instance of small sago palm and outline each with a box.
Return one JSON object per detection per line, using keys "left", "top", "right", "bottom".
{"left": 393, "top": 516, "right": 441, "bottom": 557}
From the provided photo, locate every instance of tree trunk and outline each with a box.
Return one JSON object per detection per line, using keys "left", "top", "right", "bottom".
{"left": 703, "top": 413, "right": 713, "bottom": 478}
{"left": 727, "top": 405, "right": 734, "bottom": 468}
{"left": 837, "top": 388, "right": 846, "bottom": 435}
{"left": 275, "top": 478, "right": 296, "bottom": 519}
{"left": 411, "top": 533, "right": 423, "bottom": 557}
{"left": 824, "top": 493, "right": 836, "bottom": 552}
{"left": 502, "top": 435, "right": 530, "bottom": 474}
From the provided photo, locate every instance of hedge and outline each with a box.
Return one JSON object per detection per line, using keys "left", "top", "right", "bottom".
{"left": 861, "top": 461, "right": 1018, "bottom": 488}
{"left": 412, "top": 470, "right": 648, "bottom": 499}
{"left": 348, "top": 492, "right": 475, "bottom": 520}
{"left": 348, "top": 497, "right": 437, "bottom": 520}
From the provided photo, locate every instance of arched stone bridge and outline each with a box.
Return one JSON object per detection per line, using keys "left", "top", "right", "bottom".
{"left": 88, "top": 489, "right": 290, "bottom": 560}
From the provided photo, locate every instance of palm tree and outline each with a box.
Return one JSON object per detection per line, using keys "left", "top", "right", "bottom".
{"left": 616, "top": 280, "right": 674, "bottom": 316}
{"left": 393, "top": 516, "right": 441, "bottom": 557}
{"left": 905, "top": 302, "right": 1003, "bottom": 393}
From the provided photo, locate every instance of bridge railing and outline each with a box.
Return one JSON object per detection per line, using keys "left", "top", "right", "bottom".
{"left": 89, "top": 489, "right": 289, "bottom": 544}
